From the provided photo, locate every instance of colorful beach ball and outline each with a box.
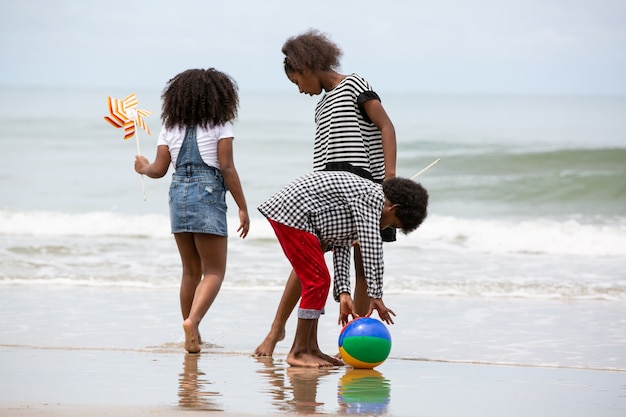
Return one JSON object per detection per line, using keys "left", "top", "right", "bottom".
{"left": 338, "top": 317, "right": 392, "bottom": 368}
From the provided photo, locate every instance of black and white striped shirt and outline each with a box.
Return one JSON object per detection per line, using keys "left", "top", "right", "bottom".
{"left": 258, "top": 171, "right": 385, "bottom": 301}
{"left": 313, "top": 74, "right": 385, "bottom": 182}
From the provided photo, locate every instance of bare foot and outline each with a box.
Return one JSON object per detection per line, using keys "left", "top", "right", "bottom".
{"left": 286, "top": 351, "right": 334, "bottom": 368}
{"left": 183, "top": 319, "right": 201, "bottom": 354}
{"left": 309, "top": 346, "right": 344, "bottom": 366}
{"left": 253, "top": 327, "right": 286, "bottom": 357}
{"left": 313, "top": 350, "right": 345, "bottom": 366}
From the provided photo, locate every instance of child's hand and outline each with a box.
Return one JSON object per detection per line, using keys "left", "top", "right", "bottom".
{"left": 338, "top": 293, "right": 358, "bottom": 326}
{"left": 134, "top": 155, "right": 149, "bottom": 175}
{"left": 237, "top": 209, "right": 250, "bottom": 238}
{"left": 368, "top": 298, "right": 396, "bottom": 325}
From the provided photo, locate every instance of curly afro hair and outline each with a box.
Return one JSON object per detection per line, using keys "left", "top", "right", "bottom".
{"left": 161, "top": 68, "right": 239, "bottom": 130}
{"left": 383, "top": 178, "right": 429, "bottom": 234}
{"left": 282, "top": 29, "right": 342, "bottom": 74}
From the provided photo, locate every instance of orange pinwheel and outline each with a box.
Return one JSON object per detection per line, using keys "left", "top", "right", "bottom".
{"left": 104, "top": 93, "right": 152, "bottom": 200}
{"left": 104, "top": 93, "right": 152, "bottom": 140}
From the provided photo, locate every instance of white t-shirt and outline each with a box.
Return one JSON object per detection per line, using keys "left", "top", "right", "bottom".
{"left": 157, "top": 122, "right": 234, "bottom": 169}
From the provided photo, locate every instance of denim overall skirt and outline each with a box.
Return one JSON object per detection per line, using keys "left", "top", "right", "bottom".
{"left": 169, "top": 127, "right": 228, "bottom": 236}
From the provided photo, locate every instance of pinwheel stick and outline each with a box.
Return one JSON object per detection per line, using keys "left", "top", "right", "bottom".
{"left": 410, "top": 158, "right": 440, "bottom": 180}
{"left": 133, "top": 119, "right": 147, "bottom": 201}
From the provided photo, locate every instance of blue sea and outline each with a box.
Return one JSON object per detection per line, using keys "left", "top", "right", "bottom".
{"left": 1, "top": 86, "right": 625, "bottom": 377}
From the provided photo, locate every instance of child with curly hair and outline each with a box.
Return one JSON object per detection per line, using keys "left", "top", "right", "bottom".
{"left": 259, "top": 171, "right": 428, "bottom": 367}
{"left": 134, "top": 68, "right": 250, "bottom": 354}
{"left": 254, "top": 29, "right": 398, "bottom": 357}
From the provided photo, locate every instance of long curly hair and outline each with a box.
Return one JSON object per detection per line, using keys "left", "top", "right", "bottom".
{"left": 383, "top": 178, "right": 429, "bottom": 234}
{"left": 282, "top": 29, "right": 343, "bottom": 74}
{"left": 161, "top": 68, "right": 239, "bottom": 130}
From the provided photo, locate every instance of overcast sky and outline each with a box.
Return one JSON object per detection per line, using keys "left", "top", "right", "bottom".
{"left": 1, "top": 0, "right": 625, "bottom": 96}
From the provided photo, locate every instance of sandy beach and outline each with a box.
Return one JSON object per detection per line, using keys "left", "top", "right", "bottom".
{"left": 1, "top": 286, "right": 624, "bottom": 417}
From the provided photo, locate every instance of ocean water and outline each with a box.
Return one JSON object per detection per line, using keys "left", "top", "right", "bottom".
{"left": 1, "top": 86, "right": 625, "bottom": 372}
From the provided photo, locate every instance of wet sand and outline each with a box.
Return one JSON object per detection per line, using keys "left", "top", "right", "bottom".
{"left": 1, "top": 287, "right": 625, "bottom": 416}
{"left": 1, "top": 342, "right": 625, "bottom": 416}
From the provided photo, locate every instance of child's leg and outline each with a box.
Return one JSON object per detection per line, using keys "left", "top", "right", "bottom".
{"left": 253, "top": 269, "right": 301, "bottom": 357}
{"left": 254, "top": 243, "right": 331, "bottom": 357}
{"left": 175, "top": 233, "right": 202, "bottom": 353}
{"left": 175, "top": 233, "right": 202, "bottom": 321}
{"left": 306, "top": 320, "right": 344, "bottom": 366}
{"left": 267, "top": 219, "right": 337, "bottom": 367}
{"left": 287, "top": 318, "right": 334, "bottom": 367}
{"left": 176, "top": 233, "right": 227, "bottom": 354}
{"left": 353, "top": 246, "right": 369, "bottom": 316}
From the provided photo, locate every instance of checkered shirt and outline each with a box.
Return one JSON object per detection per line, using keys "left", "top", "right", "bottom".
{"left": 258, "top": 171, "right": 385, "bottom": 301}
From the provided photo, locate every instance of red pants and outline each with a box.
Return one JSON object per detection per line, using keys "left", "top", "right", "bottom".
{"left": 267, "top": 218, "right": 330, "bottom": 319}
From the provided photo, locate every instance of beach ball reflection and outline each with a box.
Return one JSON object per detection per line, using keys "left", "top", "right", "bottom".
{"left": 338, "top": 369, "right": 391, "bottom": 415}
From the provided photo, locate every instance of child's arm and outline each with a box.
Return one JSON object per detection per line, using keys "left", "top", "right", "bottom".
{"left": 217, "top": 137, "right": 250, "bottom": 239}
{"left": 362, "top": 100, "right": 397, "bottom": 180}
{"left": 134, "top": 145, "right": 170, "bottom": 178}
{"left": 333, "top": 246, "right": 357, "bottom": 325}
{"left": 333, "top": 246, "right": 352, "bottom": 300}
{"left": 353, "top": 243, "right": 395, "bottom": 324}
